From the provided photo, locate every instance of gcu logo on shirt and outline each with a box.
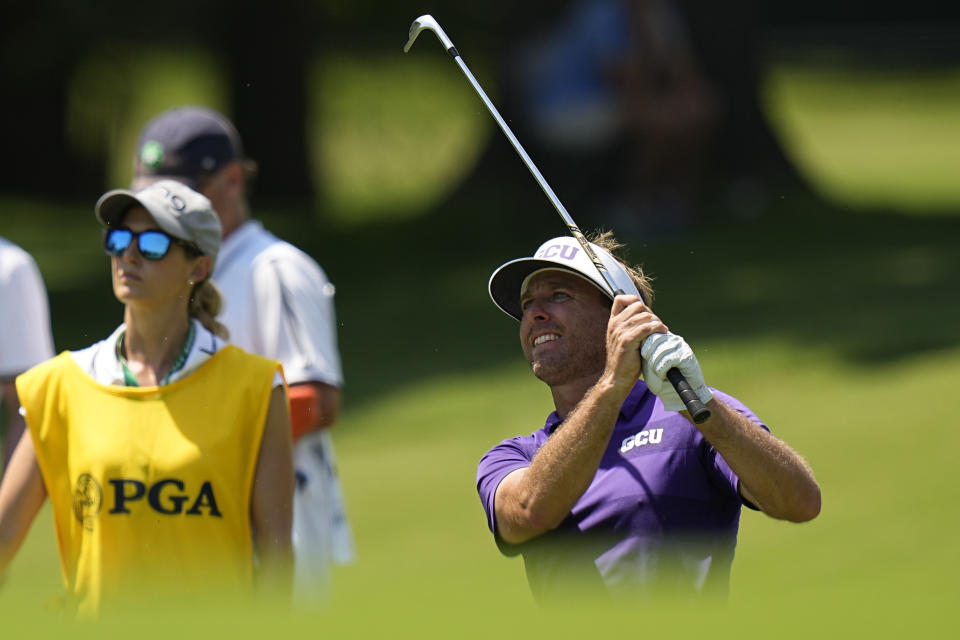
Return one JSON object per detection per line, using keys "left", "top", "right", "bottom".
{"left": 535, "top": 244, "right": 579, "bottom": 261}
{"left": 620, "top": 428, "right": 664, "bottom": 453}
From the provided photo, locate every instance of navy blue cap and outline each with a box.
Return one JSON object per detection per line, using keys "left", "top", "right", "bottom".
{"left": 134, "top": 106, "right": 244, "bottom": 187}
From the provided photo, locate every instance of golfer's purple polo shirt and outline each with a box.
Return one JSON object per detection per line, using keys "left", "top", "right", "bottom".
{"left": 476, "top": 380, "right": 766, "bottom": 600}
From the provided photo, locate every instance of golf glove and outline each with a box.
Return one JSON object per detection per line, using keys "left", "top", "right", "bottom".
{"left": 641, "top": 332, "right": 713, "bottom": 412}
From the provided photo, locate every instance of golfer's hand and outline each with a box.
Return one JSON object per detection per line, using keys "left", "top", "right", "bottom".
{"left": 641, "top": 332, "right": 713, "bottom": 412}
{"left": 603, "top": 295, "right": 666, "bottom": 391}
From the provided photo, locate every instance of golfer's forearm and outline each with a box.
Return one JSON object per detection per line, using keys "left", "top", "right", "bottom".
{"left": 696, "top": 398, "right": 821, "bottom": 522}
{"left": 506, "top": 380, "right": 624, "bottom": 534}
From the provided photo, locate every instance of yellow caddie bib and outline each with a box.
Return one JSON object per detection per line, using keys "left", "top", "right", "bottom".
{"left": 15, "top": 346, "right": 282, "bottom": 616}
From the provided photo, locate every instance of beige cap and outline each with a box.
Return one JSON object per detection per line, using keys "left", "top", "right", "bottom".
{"left": 95, "top": 179, "right": 222, "bottom": 264}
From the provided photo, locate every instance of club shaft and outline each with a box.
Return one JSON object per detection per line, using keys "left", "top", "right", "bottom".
{"left": 449, "top": 56, "right": 569, "bottom": 228}
{"left": 447, "top": 52, "right": 622, "bottom": 296}
{"left": 411, "top": 18, "right": 710, "bottom": 424}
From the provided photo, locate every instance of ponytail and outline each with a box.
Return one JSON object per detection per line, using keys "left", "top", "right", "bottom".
{"left": 189, "top": 279, "right": 229, "bottom": 339}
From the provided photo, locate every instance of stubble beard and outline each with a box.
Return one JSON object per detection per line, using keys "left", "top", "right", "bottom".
{"left": 529, "top": 334, "right": 607, "bottom": 388}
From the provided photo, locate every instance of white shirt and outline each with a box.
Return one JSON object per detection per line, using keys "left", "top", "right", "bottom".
{"left": 213, "top": 221, "right": 343, "bottom": 387}
{"left": 214, "top": 220, "right": 354, "bottom": 587}
{"left": 71, "top": 320, "right": 221, "bottom": 385}
{"left": 0, "top": 237, "right": 55, "bottom": 378}
{"left": 70, "top": 320, "right": 284, "bottom": 387}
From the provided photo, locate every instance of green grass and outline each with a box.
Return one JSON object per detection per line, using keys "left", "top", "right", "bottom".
{"left": 3, "top": 55, "right": 960, "bottom": 636}
{"left": 5, "top": 346, "right": 957, "bottom": 636}
{"left": 764, "top": 64, "right": 960, "bottom": 212}
{"left": 327, "top": 344, "right": 960, "bottom": 637}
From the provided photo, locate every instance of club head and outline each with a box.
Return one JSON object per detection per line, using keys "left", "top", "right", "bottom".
{"left": 403, "top": 14, "right": 454, "bottom": 53}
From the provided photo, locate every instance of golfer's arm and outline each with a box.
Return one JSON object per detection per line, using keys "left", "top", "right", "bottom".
{"left": 0, "top": 432, "right": 47, "bottom": 574}
{"left": 692, "top": 397, "right": 821, "bottom": 522}
{"left": 251, "top": 387, "right": 295, "bottom": 597}
{"left": 494, "top": 379, "right": 627, "bottom": 545}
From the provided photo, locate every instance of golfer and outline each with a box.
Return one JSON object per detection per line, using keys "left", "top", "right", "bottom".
{"left": 477, "top": 233, "right": 821, "bottom": 601}
{"left": 0, "top": 180, "right": 294, "bottom": 616}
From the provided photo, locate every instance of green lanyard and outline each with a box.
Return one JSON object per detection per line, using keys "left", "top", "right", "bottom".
{"left": 116, "top": 322, "right": 196, "bottom": 387}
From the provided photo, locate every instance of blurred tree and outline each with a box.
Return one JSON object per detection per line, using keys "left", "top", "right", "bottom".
{"left": 452, "top": 0, "right": 808, "bottom": 228}
{"left": 430, "top": 0, "right": 960, "bottom": 228}
{"left": 0, "top": 4, "right": 99, "bottom": 197}
{"left": 679, "top": 0, "right": 804, "bottom": 205}
{"left": 211, "top": 0, "right": 322, "bottom": 205}
{"left": 1, "top": 0, "right": 957, "bottom": 208}
{"left": 0, "top": 0, "right": 323, "bottom": 204}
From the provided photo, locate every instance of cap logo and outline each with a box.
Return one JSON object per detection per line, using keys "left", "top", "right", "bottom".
{"left": 158, "top": 186, "right": 187, "bottom": 213}
{"left": 536, "top": 244, "right": 579, "bottom": 261}
{"left": 140, "top": 140, "right": 165, "bottom": 169}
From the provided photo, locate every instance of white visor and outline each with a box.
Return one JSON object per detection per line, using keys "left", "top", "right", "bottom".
{"left": 488, "top": 236, "right": 642, "bottom": 320}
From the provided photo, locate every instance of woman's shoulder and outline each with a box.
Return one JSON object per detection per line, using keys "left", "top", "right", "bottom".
{"left": 217, "top": 343, "right": 278, "bottom": 366}
{"left": 16, "top": 351, "right": 83, "bottom": 395}
{"left": 204, "top": 344, "right": 282, "bottom": 385}
{"left": 69, "top": 326, "right": 125, "bottom": 385}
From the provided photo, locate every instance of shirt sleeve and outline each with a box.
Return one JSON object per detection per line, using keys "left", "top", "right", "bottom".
{"left": 0, "top": 246, "right": 55, "bottom": 378}
{"left": 701, "top": 388, "right": 769, "bottom": 510}
{"left": 476, "top": 436, "right": 538, "bottom": 537}
{"left": 249, "top": 246, "right": 343, "bottom": 387}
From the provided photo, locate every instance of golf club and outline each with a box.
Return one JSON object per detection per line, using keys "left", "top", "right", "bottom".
{"left": 404, "top": 14, "right": 710, "bottom": 423}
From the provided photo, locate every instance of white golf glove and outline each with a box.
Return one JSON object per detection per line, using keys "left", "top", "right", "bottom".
{"left": 640, "top": 332, "right": 713, "bottom": 412}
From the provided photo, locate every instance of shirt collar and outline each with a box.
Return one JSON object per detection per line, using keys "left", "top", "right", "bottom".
{"left": 97, "top": 319, "right": 219, "bottom": 386}
{"left": 545, "top": 379, "right": 652, "bottom": 434}
{"left": 215, "top": 219, "right": 263, "bottom": 276}
{"left": 619, "top": 379, "right": 652, "bottom": 420}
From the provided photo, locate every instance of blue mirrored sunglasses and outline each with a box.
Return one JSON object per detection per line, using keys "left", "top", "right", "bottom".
{"left": 103, "top": 228, "right": 200, "bottom": 261}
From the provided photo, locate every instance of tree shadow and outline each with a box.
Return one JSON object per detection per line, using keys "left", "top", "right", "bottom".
{"left": 271, "top": 183, "right": 960, "bottom": 408}
{"left": 32, "top": 181, "right": 958, "bottom": 413}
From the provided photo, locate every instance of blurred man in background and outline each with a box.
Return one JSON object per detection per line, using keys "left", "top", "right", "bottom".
{"left": 131, "top": 106, "right": 353, "bottom": 601}
{"left": 0, "top": 237, "right": 55, "bottom": 475}
{"left": 512, "top": 0, "right": 718, "bottom": 234}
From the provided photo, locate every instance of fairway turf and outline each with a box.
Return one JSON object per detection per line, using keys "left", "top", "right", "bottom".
{"left": 765, "top": 64, "right": 960, "bottom": 212}
{"left": 4, "top": 345, "right": 957, "bottom": 637}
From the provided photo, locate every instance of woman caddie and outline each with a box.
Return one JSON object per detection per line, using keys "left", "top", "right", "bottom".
{"left": 0, "top": 180, "right": 294, "bottom": 616}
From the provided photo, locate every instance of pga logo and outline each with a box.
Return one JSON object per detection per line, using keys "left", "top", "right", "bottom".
{"left": 72, "top": 474, "right": 222, "bottom": 530}
{"left": 620, "top": 428, "right": 664, "bottom": 453}
{"left": 109, "top": 478, "right": 221, "bottom": 516}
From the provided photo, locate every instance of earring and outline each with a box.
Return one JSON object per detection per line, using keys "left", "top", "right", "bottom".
{"left": 187, "top": 280, "right": 195, "bottom": 287}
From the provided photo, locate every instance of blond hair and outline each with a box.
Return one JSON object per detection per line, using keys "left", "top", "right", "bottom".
{"left": 587, "top": 230, "right": 655, "bottom": 306}
{"left": 188, "top": 279, "right": 229, "bottom": 339}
